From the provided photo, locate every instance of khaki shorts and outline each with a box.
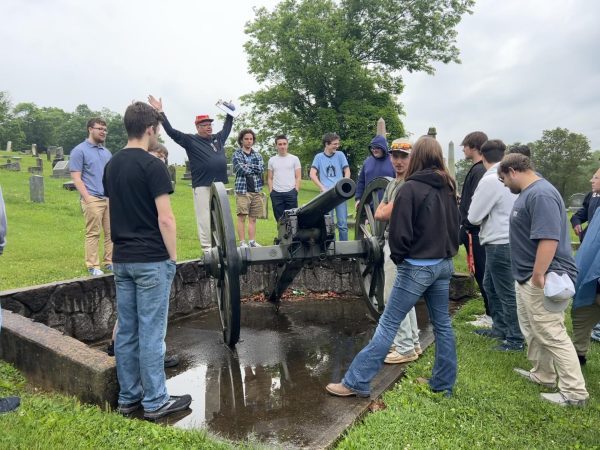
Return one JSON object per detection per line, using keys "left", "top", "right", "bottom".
{"left": 236, "top": 192, "right": 263, "bottom": 217}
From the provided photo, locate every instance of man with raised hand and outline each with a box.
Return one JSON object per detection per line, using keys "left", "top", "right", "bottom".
{"left": 148, "top": 95, "right": 233, "bottom": 252}
{"left": 103, "top": 101, "right": 191, "bottom": 420}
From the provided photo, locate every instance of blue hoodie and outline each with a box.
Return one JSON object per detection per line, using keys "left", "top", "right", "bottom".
{"left": 355, "top": 135, "right": 394, "bottom": 201}
{"left": 573, "top": 208, "right": 600, "bottom": 310}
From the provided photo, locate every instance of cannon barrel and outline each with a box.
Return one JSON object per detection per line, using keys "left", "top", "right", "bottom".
{"left": 296, "top": 178, "right": 356, "bottom": 229}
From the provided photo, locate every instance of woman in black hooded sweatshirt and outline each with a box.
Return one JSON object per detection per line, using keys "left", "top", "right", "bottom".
{"left": 326, "top": 136, "right": 460, "bottom": 398}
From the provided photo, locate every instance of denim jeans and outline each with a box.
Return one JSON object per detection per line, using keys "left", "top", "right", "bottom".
{"left": 383, "top": 242, "right": 420, "bottom": 353}
{"left": 330, "top": 201, "right": 348, "bottom": 241}
{"left": 114, "top": 259, "right": 176, "bottom": 411}
{"left": 342, "top": 258, "right": 456, "bottom": 396}
{"left": 483, "top": 244, "right": 524, "bottom": 346}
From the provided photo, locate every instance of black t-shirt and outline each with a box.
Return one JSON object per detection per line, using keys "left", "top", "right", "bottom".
{"left": 103, "top": 148, "right": 174, "bottom": 263}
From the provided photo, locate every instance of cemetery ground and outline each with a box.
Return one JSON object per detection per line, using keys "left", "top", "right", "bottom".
{"left": 1, "top": 151, "right": 599, "bottom": 448}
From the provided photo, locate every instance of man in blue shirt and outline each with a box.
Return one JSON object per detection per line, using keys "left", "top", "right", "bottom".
{"left": 310, "top": 132, "right": 351, "bottom": 240}
{"left": 69, "top": 118, "right": 113, "bottom": 276}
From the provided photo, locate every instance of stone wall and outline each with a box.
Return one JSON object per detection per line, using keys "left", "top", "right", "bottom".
{"left": 0, "top": 259, "right": 475, "bottom": 343}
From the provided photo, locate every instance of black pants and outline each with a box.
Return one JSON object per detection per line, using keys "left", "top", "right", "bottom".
{"left": 460, "top": 227, "right": 490, "bottom": 315}
{"left": 270, "top": 189, "right": 298, "bottom": 222}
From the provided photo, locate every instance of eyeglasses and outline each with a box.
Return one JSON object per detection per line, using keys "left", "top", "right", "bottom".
{"left": 91, "top": 127, "right": 108, "bottom": 133}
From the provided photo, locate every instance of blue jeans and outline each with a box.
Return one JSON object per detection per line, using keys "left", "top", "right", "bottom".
{"left": 114, "top": 260, "right": 176, "bottom": 411}
{"left": 342, "top": 258, "right": 456, "bottom": 396}
{"left": 483, "top": 244, "right": 524, "bottom": 346}
{"left": 331, "top": 201, "right": 348, "bottom": 241}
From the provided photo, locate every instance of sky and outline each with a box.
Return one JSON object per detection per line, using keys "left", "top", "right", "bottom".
{"left": 1, "top": 0, "right": 599, "bottom": 164}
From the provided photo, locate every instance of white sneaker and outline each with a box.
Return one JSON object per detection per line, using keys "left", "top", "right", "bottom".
{"left": 88, "top": 268, "right": 104, "bottom": 276}
{"left": 239, "top": 241, "right": 249, "bottom": 248}
{"left": 249, "top": 240, "right": 261, "bottom": 247}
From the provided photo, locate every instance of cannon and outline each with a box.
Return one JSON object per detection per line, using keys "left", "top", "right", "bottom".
{"left": 204, "top": 177, "right": 393, "bottom": 346}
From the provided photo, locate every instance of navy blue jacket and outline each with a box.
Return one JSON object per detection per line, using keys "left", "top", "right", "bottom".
{"left": 355, "top": 135, "right": 394, "bottom": 201}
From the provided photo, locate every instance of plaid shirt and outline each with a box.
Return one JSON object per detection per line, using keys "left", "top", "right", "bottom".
{"left": 232, "top": 148, "right": 264, "bottom": 194}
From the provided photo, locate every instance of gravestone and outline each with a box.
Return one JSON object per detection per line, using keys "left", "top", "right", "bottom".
{"left": 0, "top": 161, "right": 20, "bottom": 171}
{"left": 448, "top": 141, "right": 455, "bottom": 178}
{"left": 182, "top": 160, "right": 192, "bottom": 180}
{"left": 52, "top": 157, "right": 64, "bottom": 169}
{"left": 31, "top": 144, "right": 37, "bottom": 157}
{"left": 428, "top": 127, "right": 437, "bottom": 139}
{"left": 259, "top": 192, "right": 269, "bottom": 219}
{"left": 56, "top": 147, "right": 64, "bottom": 159}
{"left": 28, "top": 166, "right": 42, "bottom": 174}
{"left": 568, "top": 193, "right": 586, "bottom": 212}
{"left": 377, "top": 117, "right": 386, "bottom": 137}
{"left": 6, "top": 141, "right": 11, "bottom": 152}
{"left": 52, "top": 160, "right": 70, "bottom": 178}
{"left": 36, "top": 158, "right": 43, "bottom": 169}
{"left": 29, "top": 175, "right": 44, "bottom": 203}
{"left": 63, "top": 181, "right": 77, "bottom": 191}
{"left": 47, "top": 146, "right": 57, "bottom": 161}
{"left": 227, "top": 163, "right": 233, "bottom": 177}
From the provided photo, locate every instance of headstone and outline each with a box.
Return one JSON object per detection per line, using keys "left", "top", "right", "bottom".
{"left": 427, "top": 127, "right": 437, "bottom": 139}
{"left": 448, "top": 141, "right": 455, "bottom": 178}
{"left": 376, "top": 117, "right": 386, "bottom": 137}
{"left": 36, "top": 158, "right": 43, "bottom": 169}
{"left": 0, "top": 161, "right": 20, "bottom": 171}
{"left": 63, "top": 181, "right": 77, "bottom": 191}
{"left": 28, "top": 166, "right": 42, "bottom": 174}
{"left": 31, "top": 143, "right": 37, "bottom": 156}
{"left": 227, "top": 163, "right": 234, "bottom": 177}
{"left": 56, "top": 147, "right": 64, "bottom": 159}
{"left": 259, "top": 192, "right": 269, "bottom": 219}
{"left": 51, "top": 157, "right": 64, "bottom": 169}
{"left": 168, "top": 165, "right": 177, "bottom": 184}
{"left": 52, "top": 160, "right": 71, "bottom": 178}
{"left": 29, "top": 175, "right": 44, "bottom": 203}
{"left": 182, "top": 160, "right": 192, "bottom": 180}
{"left": 568, "top": 193, "right": 586, "bottom": 212}
{"left": 6, "top": 141, "right": 11, "bottom": 152}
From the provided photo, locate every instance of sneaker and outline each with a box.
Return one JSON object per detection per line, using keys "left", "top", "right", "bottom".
{"left": 116, "top": 399, "right": 142, "bottom": 415}
{"left": 325, "top": 383, "right": 368, "bottom": 398}
{"left": 164, "top": 354, "right": 180, "bottom": 368}
{"left": 414, "top": 344, "right": 423, "bottom": 355}
{"left": 540, "top": 392, "right": 588, "bottom": 407}
{"left": 384, "top": 350, "right": 419, "bottom": 364}
{"left": 513, "top": 368, "right": 557, "bottom": 388}
{"left": 107, "top": 341, "right": 115, "bottom": 357}
{"left": 495, "top": 342, "right": 524, "bottom": 352}
{"left": 239, "top": 241, "right": 248, "bottom": 248}
{"left": 468, "top": 314, "right": 493, "bottom": 328}
{"left": 591, "top": 330, "right": 600, "bottom": 343}
{"left": 474, "top": 328, "right": 503, "bottom": 339}
{"left": 105, "top": 264, "right": 113, "bottom": 271}
{"left": 248, "top": 240, "right": 261, "bottom": 247}
{"left": 0, "top": 396, "right": 20, "bottom": 414}
{"left": 144, "top": 395, "right": 192, "bottom": 420}
{"left": 88, "top": 267, "right": 104, "bottom": 276}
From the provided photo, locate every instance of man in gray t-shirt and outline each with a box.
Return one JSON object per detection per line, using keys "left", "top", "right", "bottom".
{"left": 498, "top": 153, "right": 587, "bottom": 406}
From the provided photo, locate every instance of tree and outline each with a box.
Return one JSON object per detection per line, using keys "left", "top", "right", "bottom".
{"left": 242, "top": 0, "right": 474, "bottom": 174}
{"left": 0, "top": 91, "right": 25, "bottom": 150}
{"left": 454, "top": 158, "right": 472, "bottom": 193}
{"left": 531, "top": 128, "right": 593, "bottom": 200}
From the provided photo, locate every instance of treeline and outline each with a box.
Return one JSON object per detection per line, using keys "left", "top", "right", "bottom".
{"left": 455, "top": 127, "right": 600, "bottom": 201}
{"left": 0, "top": 91, "right": 127, "bottom": 154}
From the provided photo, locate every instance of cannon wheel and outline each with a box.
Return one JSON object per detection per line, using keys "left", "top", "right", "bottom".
{"left": 210, "top": 183, "right": 241, "bottom": 347}
{"left": 355, "top": 176, "right": 392, "bottom": 319}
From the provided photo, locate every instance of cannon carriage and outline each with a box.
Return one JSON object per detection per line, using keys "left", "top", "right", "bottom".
{"left": 204, "top": 176, "right": 393, "bottom": 346}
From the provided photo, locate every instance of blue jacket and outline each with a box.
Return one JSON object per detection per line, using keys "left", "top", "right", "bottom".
{"left": 355, "top": 135, "right": 394, "bottom": 201}
{"left": 573, "top": 208, "right": 600, "bottom": 310}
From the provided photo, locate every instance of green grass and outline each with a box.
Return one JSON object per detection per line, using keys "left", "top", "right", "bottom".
{"left": 337, "top": 299, "right": 600, "bottom": 449}
{"left": 0, "top": 150, "right": 348, "bottom": 290}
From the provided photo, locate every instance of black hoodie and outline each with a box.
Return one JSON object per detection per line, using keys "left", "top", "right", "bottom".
{"left": 389, "top": 168, "right": 460, "bottom": 264}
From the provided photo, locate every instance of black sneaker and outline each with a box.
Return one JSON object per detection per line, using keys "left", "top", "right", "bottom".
{"left": 0, "top": 396, "right": 20, "bottom": 414}
{"left": 116, "top": 399, "right": 142, "bottom": 415}
{"left": 164, "top": 354, "right": 180, "bottom": 368}
{"left": 144, "top": 395, "right": 192, "bottom": 420}
{"left": 107, "top": 341, "right": 115, "bottom": 357}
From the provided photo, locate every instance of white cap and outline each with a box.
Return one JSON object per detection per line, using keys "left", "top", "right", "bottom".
{"left": 543, "top": 272, "right": 575, "bottom": 312}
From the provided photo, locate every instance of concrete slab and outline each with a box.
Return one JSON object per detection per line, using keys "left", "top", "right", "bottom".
{"left": 125, "top": 296, "right": 459, "bottom": 449}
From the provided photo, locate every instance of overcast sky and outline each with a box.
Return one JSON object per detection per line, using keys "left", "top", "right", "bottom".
{"left": 2, "top": 0, "right": 599, "bottom": 164}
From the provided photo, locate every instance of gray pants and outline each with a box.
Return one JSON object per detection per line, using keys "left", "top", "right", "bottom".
{"left": 383, "top": 242, "right": 420, "bottom": 354}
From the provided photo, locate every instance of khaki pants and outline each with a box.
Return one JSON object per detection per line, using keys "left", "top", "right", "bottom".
{"left": 572, "top": 294, "right": 600, "bottom": 356}
{"left": 515, "top": 280, "right": 588, "bottom": 401}
{"left": 81, "top": 197, "right": 112, "bottom": 269}
{"left": 193, "top": 186, "right": 212, "bottom": 251}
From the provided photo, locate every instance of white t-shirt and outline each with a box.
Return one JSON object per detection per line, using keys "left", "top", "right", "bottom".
{"left": 268, "top": 154, "right": 301, "bottom": 192}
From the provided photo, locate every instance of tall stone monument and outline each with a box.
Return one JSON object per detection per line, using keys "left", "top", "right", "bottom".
{"left": 376, "top": 117, "right": 386, "bottom": 137}
{"left": 448, "top": 141, "right": 456, "bottom": 178}
{"left": 6, "top": 141, "right": 11, "bottom": 152}
{"left": 29, "top": 175, "right": 44, "bottom": 203}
